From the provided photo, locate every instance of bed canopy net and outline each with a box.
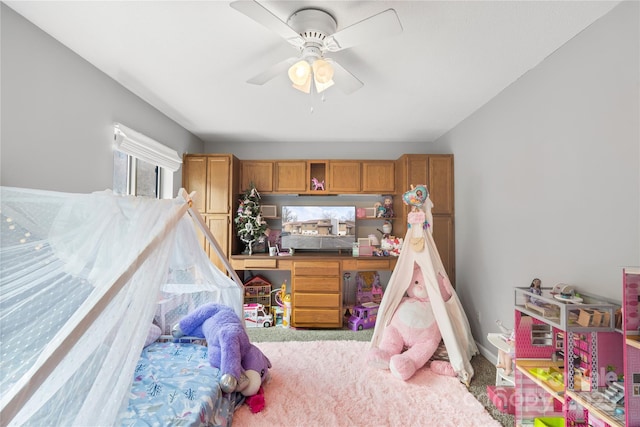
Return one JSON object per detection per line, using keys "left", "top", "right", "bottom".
{"left": 0, "top": 186, "right": 243, "bottom": 426}
{"left": 370, "top": 186, "right": 478, "bottom": 385}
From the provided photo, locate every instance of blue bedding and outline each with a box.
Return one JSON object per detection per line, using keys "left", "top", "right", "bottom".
{"left": 119, "top": 342, "right": 241, "bottom": 427}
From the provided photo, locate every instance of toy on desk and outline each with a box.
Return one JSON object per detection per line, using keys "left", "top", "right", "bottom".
{"left": 373, "top": 196, "right": 395, "bottom": 219}
{"left": 377, "top": 220, "right": 393, "bottom": 239}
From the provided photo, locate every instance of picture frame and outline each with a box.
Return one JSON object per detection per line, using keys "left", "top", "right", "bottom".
{"left": 260, "top": 205, "right": 277, "bottom": 218}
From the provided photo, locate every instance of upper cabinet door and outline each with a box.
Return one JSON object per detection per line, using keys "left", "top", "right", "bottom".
{"left": 405, "top": 154, "right": 453, "bottom": 215}
{"left": 362, "top": 161, "right": 395, "bottom": 193}
{"left": 275, "top": 161, "right": 307, "bottom": 193}
{"left": 206, "top": 156, "right": 231, "bottom": 214}
{"left": 406, "top": 155, "right": 428, "bottom": 190}
{"left": 328, "top": 161, "right": 361, "bottom": 193}
{"left": 241, "top": 161, "right": 273, "bottom": 193}
{"left": 428, "top": 156, "right": 454, "bottom": 215}
{"left": 183, "top": 156, "right": 207, "bottom": 213}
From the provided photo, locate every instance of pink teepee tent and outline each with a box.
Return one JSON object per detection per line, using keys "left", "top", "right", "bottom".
{"left": 370, "top": 187, "right": 478, "bottom": 385}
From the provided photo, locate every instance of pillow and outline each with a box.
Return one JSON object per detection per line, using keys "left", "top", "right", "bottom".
{"left": 144, "top": 323, "right": 162, "bottom": 347}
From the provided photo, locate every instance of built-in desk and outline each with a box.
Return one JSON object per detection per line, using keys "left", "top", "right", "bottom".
{"left": 230, "top": 254, "right": 397, "bottom": 328}
{"left": 230, "top": 253, "right": 397, "bottom": 271}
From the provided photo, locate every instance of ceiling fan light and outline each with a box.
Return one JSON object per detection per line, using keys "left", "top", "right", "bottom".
{"left": 312, "top": 59, "right": 334, "bottom": 84}
{"left": 292, "top": 74, "right": 312, "bottom": 94}
{"left": 314, "top": 78, "right": 334, "bottom": 94}
{"left": 288, "top": 60, "right": 311, "bottom": 86}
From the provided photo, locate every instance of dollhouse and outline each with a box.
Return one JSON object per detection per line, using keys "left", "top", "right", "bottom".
{"left": 511, "top": 269, "right": 640, "bottom": 427}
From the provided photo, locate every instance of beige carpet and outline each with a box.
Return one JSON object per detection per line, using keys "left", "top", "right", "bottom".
{"left": 233, "top": 340, "right": 501, "bottom": 427}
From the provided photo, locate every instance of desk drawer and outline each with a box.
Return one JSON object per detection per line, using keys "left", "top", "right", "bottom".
{"left": 292, "top": 308, "right": 342, "bottom": 327}
{"left": 293, "top": 261, "right": 340, "bottom": 277}
{"left": 294, "top": 292, "right": 340, "bottom": 308}
{"left": 242, "top": 258, "right": 277, "bottom": 269}
{"left": 342, "top": 259, "right": 392, "bottom": 270}
{"left": 292, "top": 276, "right": 340, "bottom": 292}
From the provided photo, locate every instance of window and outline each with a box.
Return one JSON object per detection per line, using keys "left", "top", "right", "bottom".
{"left": 112, "top": 123, "right": 182, "bottom": 199}
{"left": 113, "top": 151, "right": 161, "bottom": 198}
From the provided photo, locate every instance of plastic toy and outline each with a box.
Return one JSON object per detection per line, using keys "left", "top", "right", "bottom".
{"left": 402, "top": 185, "right": 428, "bottom": 209}
{"left": 495, "top": 320, "right": 515, "bottom": 376}
{"left": 243, "top": 303, "right": 273, "bottom": 328}
{"left": 273, "top": 282, "right": 292, "bottom": 328}
{"left": 367, "top": 262, "right": 455, "bottom": 380}
{"left": 311, "top": 177, "right": 324, "bottom": 191}
{"left": 381, "top": 196, "right": 394, "bottom": 218}
{"left": 172, "top": 303, "right": 271, "bottom": 401}
{"left": 347, "top": 302, "right": 380, "bottom": 331}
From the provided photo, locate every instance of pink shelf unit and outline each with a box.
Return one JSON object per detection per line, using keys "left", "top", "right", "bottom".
{"left": 624, "top": 267, "right": 640, "bottom": 427}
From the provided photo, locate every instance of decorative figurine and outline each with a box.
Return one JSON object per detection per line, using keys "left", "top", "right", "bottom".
{"left": 528, "top": 278, "right": 543, "bottom": 305}
{"left": 311, "top": 177, "right": 325, "bottom": 191}
{"left": 381, "top": 196, "right": 394, "bottom": 218}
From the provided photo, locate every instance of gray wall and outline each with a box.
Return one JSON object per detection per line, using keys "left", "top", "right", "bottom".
{"left": 2, "top": 1, "right": 638, "bottom": 356}
{"left": 436, "top": 0, "right": 639, "bottom": 356}
{"left": 0, "top": 4, "right": 204, "bottom": 195}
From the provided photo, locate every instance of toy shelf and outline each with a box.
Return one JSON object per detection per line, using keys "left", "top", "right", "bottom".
{"left": 627, "top": 335, "right": 640, "bottom": 350}
{"left": 514, "top": 287, "right": 618, "bottom": 332}
{"left": 565, "top": 389, "right": 624, "bottom": 427}
{"left": 513, "top": 286, "right": 625, "bottom": 427}
{"left": 515, "top": 359, "right": 565, "bottom": 404}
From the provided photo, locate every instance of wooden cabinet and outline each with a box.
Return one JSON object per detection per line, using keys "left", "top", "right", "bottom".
{"left": 183, "top": 156, "right": 207, "bottom": 213}
{"left": 291, "top": 260, "right": 342, "bottom": 328}
{"left": 186, "top": 153, "right": 453, "bottom": 286}
{"left": 432, "top": 215, "right": 455, "bottom": 284}
{"left": 206, "top": 156, "right": 232, "bottom": 214}
{"left": 275, "top": 161, "right": 307, "bottom": 193}
{"left": 204, "top": 214, "right": 230, "bottom": 273}
{"left": 238, "top": 159, "right": 396, "bottom": 195}
{"left": 398, "top": 154, "right": 453, "bottom": 214}
{"left": 328, "top": 161, "right": 361, "bottom": 193}
{"left": 396, "top": 154, "right": 455, "bottom": 285}
{"left": 240, "top": 161, "right": 273, "bottom": 193}
{"left": 427, "top": 156, "right": 454, "bottom": 215}
{"left": 182, "top": 154, "right": 239, "bottom": 272}
{"left": 362, "top": 161, "right": 395, "bottom": 193}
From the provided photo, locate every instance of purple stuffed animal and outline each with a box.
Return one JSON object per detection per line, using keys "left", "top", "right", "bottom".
{"left": 172, "top": 303, "right": 271, "bottom": 396}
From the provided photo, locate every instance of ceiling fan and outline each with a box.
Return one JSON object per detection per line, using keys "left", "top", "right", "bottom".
{"left": 230, "top": 0, "right": 403, "bottom": 95}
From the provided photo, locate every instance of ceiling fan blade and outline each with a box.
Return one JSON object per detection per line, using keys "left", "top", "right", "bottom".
{"left": 230, "top": 0, "right": 304, "bottom": 48}
{"left": 324, "top": 9, "right": 403, "bottom": 52}
{"left": 327, "top": 59, "right": 363, "bottom": 95}
{"left": 247, "top": 57, "right": 299, "bottom": 85}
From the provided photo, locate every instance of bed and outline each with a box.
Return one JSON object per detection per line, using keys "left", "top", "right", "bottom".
{"left": 119, "top": 341, "right": 242, "bottom": 427}
{"left": 1, "top": 187, "right": 246, "bottom": 426}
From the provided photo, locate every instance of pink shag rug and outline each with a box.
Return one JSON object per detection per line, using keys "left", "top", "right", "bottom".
{"left": 232, "top": 340, "right": 500, "bottom": 427}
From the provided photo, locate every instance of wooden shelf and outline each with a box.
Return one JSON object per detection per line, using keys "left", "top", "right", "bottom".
{"left": 627, "top": 334, "right": 640, "bottom": 349}
{"left": 565, "top": 389, "right": 624, "bottom": 427}
{"left": 515, "top": 359, "right": 565, "bottom": 404}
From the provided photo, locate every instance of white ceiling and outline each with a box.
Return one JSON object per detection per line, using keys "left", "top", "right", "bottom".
{"left": 5, "top": 1, "right": 620, "bottom": 144}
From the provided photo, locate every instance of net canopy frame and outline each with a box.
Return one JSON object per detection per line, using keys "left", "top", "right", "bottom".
{"left": 0, "top": 186, "right": 243, "bottom": 426}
